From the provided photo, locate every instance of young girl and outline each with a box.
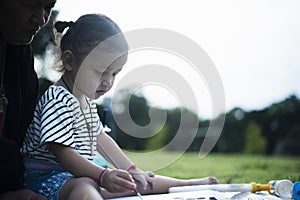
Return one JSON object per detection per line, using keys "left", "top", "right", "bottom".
{"left": 21, "top": 14, "right": 218, "bottom": 200}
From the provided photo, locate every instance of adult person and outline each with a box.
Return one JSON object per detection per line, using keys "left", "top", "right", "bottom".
{"left": 0, "top": 0, "right": 57, "bottom": 199}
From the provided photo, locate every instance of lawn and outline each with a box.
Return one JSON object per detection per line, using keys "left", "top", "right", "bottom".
{"left": 124, "top": 151, "right": 300, "bottom": 184}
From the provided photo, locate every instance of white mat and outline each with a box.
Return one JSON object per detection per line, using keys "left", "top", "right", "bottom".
{"left": 107, "top": 190, "right": 286, "bottom": 200}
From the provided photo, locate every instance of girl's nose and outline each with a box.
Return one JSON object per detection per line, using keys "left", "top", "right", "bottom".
{"left": 101, "top": 75, "right": 113, "bottom": 88}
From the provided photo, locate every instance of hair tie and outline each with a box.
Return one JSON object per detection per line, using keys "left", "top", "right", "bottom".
{"left": 55, "top": 21, "right": 75, "bottom": 33}
{"left": 67, "top": 21, "right": 75, "bottom": 27}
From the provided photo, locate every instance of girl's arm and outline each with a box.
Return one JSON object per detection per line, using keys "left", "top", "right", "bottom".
{"left": 97, "top": 133, "right": 154, "bottom": 189}
{"left": 48, "top": 142, "right": 136, "bottom": 193}
{"left": 96, "top": 133, "right": 132, "bottom": 169}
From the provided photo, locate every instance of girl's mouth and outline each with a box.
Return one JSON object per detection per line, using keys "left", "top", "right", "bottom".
{"left": 96, "top": 90, "right": 106, "bottom": 96}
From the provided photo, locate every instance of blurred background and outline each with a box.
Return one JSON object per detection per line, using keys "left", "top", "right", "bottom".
{"left": 33, "top": 0, "right": 300, "bottom": 156}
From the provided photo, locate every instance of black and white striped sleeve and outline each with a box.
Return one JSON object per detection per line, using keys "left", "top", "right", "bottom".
{"left": 39, "top": 92, "right": 76, "bottom": 147}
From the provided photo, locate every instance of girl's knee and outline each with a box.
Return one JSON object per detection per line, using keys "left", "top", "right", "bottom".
{"left": 59, "top": 177, "right": 101, "bottom": 200}
{"left": 67, "top": 177, "right": 98, "bottom": 188}
{"left": 75, "top": 177, "right": 99, "bottom": 187}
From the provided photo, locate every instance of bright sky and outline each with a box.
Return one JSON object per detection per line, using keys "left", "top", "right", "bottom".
{"left": 51, "top": 0, "right": 300, "bottom": 119}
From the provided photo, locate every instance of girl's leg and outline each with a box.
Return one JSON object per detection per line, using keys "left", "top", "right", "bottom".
{"left": 99, "top": 175, "right": 219, "bottom": 199}
{"left": 99, "top": 188, "right": 134, "bottom": 199}
{"left": 139, "top": 175, "right": 219, "bottom": 194}
{"left": 59, "top": 177, "right": 103, "bottom": 200}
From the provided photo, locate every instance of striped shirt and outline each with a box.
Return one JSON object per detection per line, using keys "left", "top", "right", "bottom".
{"left": 21, "top": 86, "right": 103, "bottom": 164}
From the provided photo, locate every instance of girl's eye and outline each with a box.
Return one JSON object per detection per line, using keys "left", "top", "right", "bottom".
{"left": 94, "top": 70, "right": 103, "bottom": 76}
{"left": 113, "top": 69, "right": 122, "bottom": 77}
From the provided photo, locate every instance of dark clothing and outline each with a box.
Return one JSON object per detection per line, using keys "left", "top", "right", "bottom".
{"left": 0, "top": 139, "right": 25, "bottom": 192}
{"left": 3, "top": 45, "right": 38, "bottom": 147}
{"left": 0, "top": 44, "right": 38, "bottom": 192}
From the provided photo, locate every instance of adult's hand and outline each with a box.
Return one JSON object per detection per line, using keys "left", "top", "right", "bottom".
{"left": 0, "top": 189, "right": 47, "bottom": 200}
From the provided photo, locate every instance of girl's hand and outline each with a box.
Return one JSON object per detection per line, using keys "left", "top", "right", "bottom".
{"left": 101, "top": 169, "right": 137, "bottom": 193}
{"left": 128, "top": 166, "right": 155, "bottom": 191}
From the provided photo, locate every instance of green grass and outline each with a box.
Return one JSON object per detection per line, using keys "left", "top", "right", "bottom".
{"left": 124, "top": 151, "right": 300, "bottom": 184}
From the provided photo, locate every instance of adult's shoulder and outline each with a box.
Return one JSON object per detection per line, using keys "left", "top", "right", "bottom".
{"left": 6, "top": 44, "right": 34, "bottom": 74}
{"left": 6, "top": 44, "right": 32, "bottom": 57}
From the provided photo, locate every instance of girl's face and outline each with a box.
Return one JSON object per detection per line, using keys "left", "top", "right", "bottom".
{"left": 0, "top": 0, "right": 56, "bottom": 44}
{"left": 75, "top": 49, "right": 127, "bottom": 100}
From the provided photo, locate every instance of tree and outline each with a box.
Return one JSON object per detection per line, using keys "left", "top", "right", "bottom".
{"left": 244, "top": 121, "right": 266, "bottom": 154}
{"left": 217, "top": 108, "right": 247, "bottom": 152}
{"left": 145, "top": 125, "right": 168, "bottom": 151}
{"left": 113, "top": 90, "right": 151, "bottom": 150}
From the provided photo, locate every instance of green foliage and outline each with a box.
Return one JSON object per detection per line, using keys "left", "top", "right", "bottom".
{"left": 217, "top": 95, "right": 300, "bottom": 155}
{"left": 112, "top": 92, "right": 300, "bottom": 155}
{"left": 164, "top": 108, "right": 181, "bottom": 143}
{"left": 114, "top": 89, "right": 201, "bottom": 151}
{"left": 129, "top": 94, "right": 150, "bottom": 126}
{"left": 213, "top": 108, "right": 247, "bottom": 153}
{"left": 243, "top": 121, "right": 267, "bottom": 154}
{"left": 114, "top": 90, "right": 150, "bottom": 150}
{"left": 145, "top": 126, "right": 168, "bottom": 151}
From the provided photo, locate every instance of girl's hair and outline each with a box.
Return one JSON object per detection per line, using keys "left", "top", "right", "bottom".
{"left": 54, "top": 14, "right": 127, "bottom": 71}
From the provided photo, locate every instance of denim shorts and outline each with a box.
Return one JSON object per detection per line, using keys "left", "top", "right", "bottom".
{"left": 25, "top": 170, "right": 73, "bottom": 200}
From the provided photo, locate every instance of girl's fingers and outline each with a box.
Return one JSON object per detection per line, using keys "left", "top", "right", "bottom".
{"left": 116, "top": 174, "right": 136, "bottom": 189}
{"left": 116, "top": 169, "right": 135, "bottom": 182}
{"left": 146, "top": 171, "right": 155, "bottom": 177}
{"left": 138, "top": 175, "right": 148, "bottom": 190}
{"left": 105, "top": 169, "right": 137, "bottom": 192}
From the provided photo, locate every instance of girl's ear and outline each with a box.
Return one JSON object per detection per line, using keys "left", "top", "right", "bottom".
{"left": 62, "top": 50, "right": 75, "bottom": 71}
